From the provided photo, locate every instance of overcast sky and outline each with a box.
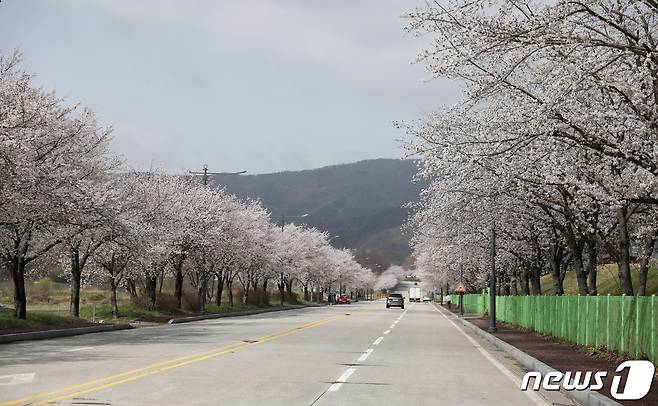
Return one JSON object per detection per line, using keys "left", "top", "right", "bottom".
{"left": 0, "top": 1, "right": 461, "bottom": 174}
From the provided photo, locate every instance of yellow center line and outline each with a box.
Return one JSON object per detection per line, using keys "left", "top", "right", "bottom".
{"left": 2, "top": 312, "right": 355, "bottom": 406}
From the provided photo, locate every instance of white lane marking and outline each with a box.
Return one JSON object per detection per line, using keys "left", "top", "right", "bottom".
{"left": 327, "top": 368, "right": 356, "bottom": 392}
{"left": 357, "top": 349, "right": 373, "bottom": 362}
{"left": 0, "top": 373, "right": 35, "bottom": 385}
{"left": 65, "top": 346, "right": 94, "bottom": 352}
{"left": 322, "top": 301, "right": 414, "bottom": 395}
{"left": 431, "top": 304, "right": 547, "bottom": 406}
{"left": 389, "top": 323, "right": 395, "bottom": 329}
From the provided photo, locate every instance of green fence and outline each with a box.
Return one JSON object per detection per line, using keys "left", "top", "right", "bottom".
{"left": 459, "top": 292, "right": 658, "bottom": 365}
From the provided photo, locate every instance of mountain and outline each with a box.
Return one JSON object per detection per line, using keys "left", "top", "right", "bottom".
{"left": 210, "top": 159, "right": 424, "bottom": 268}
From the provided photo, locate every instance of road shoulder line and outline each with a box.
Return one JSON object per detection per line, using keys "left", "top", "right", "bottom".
{"left": 434, "top": 304, "right": 621, "bottom": 406}
{"left": 168, "top": 304, "right": 326, "bottom": 324}
{"left": 430, "top": 303, "right": 547, "bottom": 406}
{"left": 0, "top": 324, "right": 132, "bottom": 345}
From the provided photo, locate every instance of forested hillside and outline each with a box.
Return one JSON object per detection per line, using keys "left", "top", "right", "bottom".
{"left": 212, "top": 159, "right": 424, "bottom": 268}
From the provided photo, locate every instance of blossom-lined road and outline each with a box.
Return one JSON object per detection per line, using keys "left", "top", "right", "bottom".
{"left": 0, "top": 294, "right": 571, "bottom": 405}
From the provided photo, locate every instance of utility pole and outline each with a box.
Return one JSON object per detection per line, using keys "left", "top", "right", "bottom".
{"left": 189, "top": 165, "right": 246, "bottom": 187}
{"left": 488, "top": 220, "right": 497, "bottom": 333}
{"left": 279, "top": 213, "right": 308, "bottom": 232}
{"left": 189, "top": 165, "right": 246, "bottom": 313}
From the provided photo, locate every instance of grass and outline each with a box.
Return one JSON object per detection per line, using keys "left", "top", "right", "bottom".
{"left": 540, "top": 262, "right": 658, "bottom": 295}
{"left": 0, "top": 307, "right": 88, "bottom": 331}
{"left": 0, "top": 274, "right": 314, "bottom": 330}
{"left": 25, "top": 300, "right": 299, "bottom": 323}
{"left": 1, "top": 300, "right": 308, "bottom": 331}
{"left": 79, "top": 304, "right": 173, "bottom": 323}
{"left": 0, "top": 279, "right": 119, "bottom": 307}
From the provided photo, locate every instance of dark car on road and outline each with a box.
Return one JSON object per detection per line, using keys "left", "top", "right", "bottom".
{"left": 386, "top": 293, "right": 404, "bottom": 309}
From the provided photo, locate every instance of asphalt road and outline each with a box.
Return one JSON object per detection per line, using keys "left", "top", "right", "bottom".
{"left": 0, "top": 287, "right": 574, "bottom": 405}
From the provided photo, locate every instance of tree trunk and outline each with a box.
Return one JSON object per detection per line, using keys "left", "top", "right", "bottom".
{"left": 10, "top": 258, "right": 27, "bottom": 319}
{"left": 242, "top": 278, "right": 249, "bottom": 305}
{"left": 198, "top": 272, "right": 208, "bottom": 313}
{"left": 616, "top": 206, "right": 634, "bottom": 295}
{"left": 158, "top": 271, "right": 165, "bottom": 295}
{"left": 207, "top": 276, "right": 215, "bottom": 303}
{"left": 286, "top": 280, "right": 293, "bottom": 296}
{"left": 69, "top": 247, "right": 82, "bottom": 317}
{"left": 520, "top": 266, "right": 530, "bottom": 295}
{"left": 502, "top": 273, "right": 511, "bottom": 296}
{"left": 261, "top": 278, "right": 269, "bottom": 305}
{"left": 637, "top": 234, "right": 656, "bottom": 296}
{"left": 110, "top": 277, "right": 120, "bottom": 318}
{"left": 638, "top": 258, "right": 650, "bottom": 297}
{"left": 69, "top": 246, "right": 82, "bottom": 317}
{"left": 125, "top": 278, "right": 138, "bottom": 302}
{"left": 549, "top": 255, "right": 564, "bottom": 296}
{"left": 172, "top": 253, "right": 186, "bottom": 309}
{"left": 145, "top": 273, "right": 158, "bottom": 311}
{"left": 69, "top": 270, "right": 81, "bottom": 317}
{"left": 227, "top": 278, "right": 234, "bottom": 306}
{"left": 565, "top": 228, "right": 588, "bottom": 295}
{"left": 585, "top": 238, "right": 598, "bottom": 295}
{"left": 530, "top": 262, "right": 542, "bottom": 295}
{"left": 510, "top": 269, "right": 519, "bottom": 295}
{"left": 304, "top": 284, "right": 309, "bottom": 301}
{"left": 216, "top": 273, "right": 224, "bottom": 306}
{"left": 278, "top": 272, "right": 285, "bottom": 306}
{"left": 174, "top": 265, "right": 184, "bottom": 309}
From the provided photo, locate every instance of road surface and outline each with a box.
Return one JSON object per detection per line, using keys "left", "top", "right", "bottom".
{"left": 0, "top": 289, "right": 573, "bottom": 405}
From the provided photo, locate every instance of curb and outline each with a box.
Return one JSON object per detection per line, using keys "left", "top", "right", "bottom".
{"left": 438, "top": 306, "right": 621, "bottom": 406}
{"left": 168, "top": 303, "right": 326, "bottom": 324}
{"left": 0, "top": 324, "right": 133, "bottom": 344}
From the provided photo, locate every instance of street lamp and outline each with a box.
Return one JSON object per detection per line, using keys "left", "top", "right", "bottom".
{"left": 488, "top": 220, "right": 497, "bottom": 332}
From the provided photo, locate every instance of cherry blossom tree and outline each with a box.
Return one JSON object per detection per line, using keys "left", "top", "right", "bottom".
{"left": 0, "top": 51, "right": 116, "bottom": 318}
{"left": 404, "top": 0, "right": 658, "bottom": 296}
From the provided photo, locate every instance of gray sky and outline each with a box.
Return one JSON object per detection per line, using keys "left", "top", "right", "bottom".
{"left": 0, "top": 1, "right": 461, "bottom": 174}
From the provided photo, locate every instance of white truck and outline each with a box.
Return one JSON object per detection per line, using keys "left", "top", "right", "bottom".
{"left": 409, "top": 286, "right": 422, "bottom": 302}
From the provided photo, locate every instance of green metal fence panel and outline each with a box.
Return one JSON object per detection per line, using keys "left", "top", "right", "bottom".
{"left": 457, "top": 292, "right": 658, "bottom": 365}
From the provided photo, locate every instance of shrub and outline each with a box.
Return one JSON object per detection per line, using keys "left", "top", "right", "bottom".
{"left": 285, "top": 291, "right": 300, "bottom": 304}
{"left": 155, "top": 293, "right": 181, "bottom": 312}
{"left": 182, "top": 290, "right": 200, "bottom": 312}
{"left": 247, "top": 288, "right": 269, "bottom": 305}
{"left": 130, "top": 293, "right": 148, "bottom": 309}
